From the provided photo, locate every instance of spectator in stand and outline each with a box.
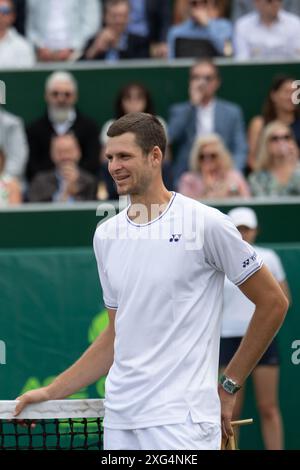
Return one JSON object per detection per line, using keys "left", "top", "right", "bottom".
{"left": 168, "top": 60, "right": 247, "bottom": 185}
{"left": 0, "top": 106, "right": 28, "bottom": 181}
{"left": 26, "top": 0, "right": 101, "bottom": 62}
{"left": 231, "top": 0, "right": 300, "bottom": 22}
{"left": 127, "top": 0, "right": 171, "bottom": 58}
{"left": 85, "top": 0, "right": 141, "bottom": 61}
{"left": 0, "top": 148, "right": 22, "bottom": 205}
{"left": 168, "top": 0, "right": 232, "bottom": 58}
{"left": 26, "top": 71, "right": 100, "bottom": 182}
{"left": 174, "top": 0, "right": 230, "bottom": 23}
{"left": 234, "top": 0, "right": 300, "bottom": 59}
{"left": 99, "top": 82, "right": 171, "bottom": 199}
{"left": 249, "top": 121, "right": 300, "bottom": 196}
{"left": 28, "top": 134, "right": 97, "bottom": 203}
{"left": 220, "top": 206, "right": 290, "bottom": 450}
{"left": 248, "top": 75, "right": 300, "bottom": 171}
{"left": 0, "top": 0, "right": 35, "bottom": 67}
{"left": 178, "top": 133, "right": 250, "bottom": 199}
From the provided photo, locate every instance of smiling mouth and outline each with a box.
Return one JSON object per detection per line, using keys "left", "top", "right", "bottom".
{"left": 114, "top": 175, "right": 130, "bottom": 183}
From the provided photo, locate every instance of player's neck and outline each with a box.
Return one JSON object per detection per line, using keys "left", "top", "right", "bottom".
{"left": 128, "top": 185, "right": 173, "bottom": 224}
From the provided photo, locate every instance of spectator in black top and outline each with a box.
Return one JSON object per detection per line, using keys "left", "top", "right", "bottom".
{"left": 28, "top": 134, "right": 97, "bottom": 203}
{"left": 26, "top": 71, "right": 100, "bottom": 181}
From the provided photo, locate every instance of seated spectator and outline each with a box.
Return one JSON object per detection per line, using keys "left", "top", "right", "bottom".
{"left": 168, "top": 0, "right": 232, "bottom": 58}
{"left": 26, "top": 71, "right": 100, "bottom": 181}
{"left": 85, "top": 0, "right": 143, "bottom": 61}
{"left": 100, "top": 82, "right": 171, "bottom": 198}
{"left": 0, "top": 147, "right": 22, "bottom": 205}
{"left": 174, "top": 0, "right": 230, "bottom": 24}
{"left": 0, "top": 106, "right": 28, "bottom": 181}
{"left": 248, "top": 75, "right": 300, "bottom": 171}
{"left": 26, "top": 0, "right": 101, "bottom": 62}
{"left": 234, "top": 0, "right": 300, "bottom": 59}
{"left": 168, "top": 60, "right": 247, "bottom": 184}
{"left": 0, "top": 0, "right": 35, "bottom": 67}
{"left": 127, "top": 0, "right": 171, "bottom": 58}
{"left": 249, "top": 121, "right": 300, "bottom": 196}
{"left": 231, "top": 0, "right": 300, "bottom": 22}
{"left": 178, "top": 133, "right": 250, "bottom": 199}
{"left": 28, "top": 134, "right": 97, "bottom": 203}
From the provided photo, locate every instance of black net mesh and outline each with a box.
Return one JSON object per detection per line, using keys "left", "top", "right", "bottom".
{"left": 0, "top": 417, "right": 103, "bottom": 450}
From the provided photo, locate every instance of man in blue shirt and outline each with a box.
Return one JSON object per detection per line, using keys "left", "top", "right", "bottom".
{"left": 168, "top": 0, "right": 232, "bottom": 58}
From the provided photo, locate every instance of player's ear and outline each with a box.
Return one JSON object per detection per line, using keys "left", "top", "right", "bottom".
{"left": 151, "top": 146, "right": 163, "bottom": 167}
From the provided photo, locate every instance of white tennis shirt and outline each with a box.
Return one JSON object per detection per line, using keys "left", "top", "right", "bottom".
{"left": 221, "top": 246, "right": 285, "bottom": 338}
{"left": 93, "top": 193, "right": 263, "bottom": 429}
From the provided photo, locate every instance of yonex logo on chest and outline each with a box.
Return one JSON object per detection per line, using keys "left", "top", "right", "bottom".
{"left": 169, "top": 234, "right": 182, "bottom": 243}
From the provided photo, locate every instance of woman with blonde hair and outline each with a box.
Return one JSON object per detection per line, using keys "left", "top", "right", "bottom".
{"left": 178, "top": 133, "right": 250, "bottom": 199}
{"left": 249, "top": 121, "right": 300, "bottom": 197}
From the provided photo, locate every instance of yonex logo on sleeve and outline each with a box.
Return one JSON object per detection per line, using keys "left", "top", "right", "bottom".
{"left": 169, "top": 234, "right": 182, "bottom": 243}
{"left": 242, "top": 253, "right": 257, "bottom": 268}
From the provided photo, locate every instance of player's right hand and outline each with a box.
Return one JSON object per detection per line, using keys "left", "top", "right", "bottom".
{"left": 14, "top": 387, "right": 50, "bottom": 418}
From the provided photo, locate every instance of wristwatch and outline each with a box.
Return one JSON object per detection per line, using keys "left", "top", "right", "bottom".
{"left": 219, "top": 374, "right": 242, "bottom": 395}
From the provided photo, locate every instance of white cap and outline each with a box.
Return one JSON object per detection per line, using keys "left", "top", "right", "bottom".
{"left": 227, "top": 207, "right": 258, "bottom": 229}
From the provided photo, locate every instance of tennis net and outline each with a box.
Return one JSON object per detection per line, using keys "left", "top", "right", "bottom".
{"left": 0, "top": 399, "right": 105, "bottom": 450}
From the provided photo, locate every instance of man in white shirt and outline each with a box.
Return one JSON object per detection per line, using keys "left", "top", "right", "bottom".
{"left": 14, "top": 113, "right": 288, "bottom": 450}
{"left": 234, "top": 0, "right": 300, "bottom": 59}
{"left": 220, "top": 207, "right": 290, "bottom": 450}
{"left": 0, "top": 0, "right": 35, "bottom": 68}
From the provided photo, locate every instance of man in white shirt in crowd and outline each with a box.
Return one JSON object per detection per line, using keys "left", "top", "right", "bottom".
{"left": 14, "top": 113, "right": 288, "bottom": 450}
{"left": 234, "top": 0, "right": 300, "bottom": 59}
{"left": 220, "top": 207, "right": 291, "bottom": 449}
{"left": 26, "top": 0, "right": 101, "bottom": 62}
{"left": 0, "top": 0, "right": 35, "bottom": 68}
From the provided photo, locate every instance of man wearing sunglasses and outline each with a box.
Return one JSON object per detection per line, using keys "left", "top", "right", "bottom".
{"left": 234, "top": 0, "right": 300, "bottom": 59}
{"left": 168, "top": 59, "right": 247, "bottom": 185}
{"left": 0, "top": 0, "right": 34, "bottom": 67}
{"left": 168, "top": 0, "right": 232, "bottom": 58}
{"left": 26, "top": 71, "right": 100, "bottom": 182}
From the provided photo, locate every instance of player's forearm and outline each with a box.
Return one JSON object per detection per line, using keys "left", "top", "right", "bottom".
{"left": 46, "top": 328, "right": 114, "bottom": 400}
{"left": 224, "top": 293, "right": 288, "bottom": 385}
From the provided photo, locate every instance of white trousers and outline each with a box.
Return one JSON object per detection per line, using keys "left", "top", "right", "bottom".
{"left": 104, "top": 413, "right": 221, "bottom": 450}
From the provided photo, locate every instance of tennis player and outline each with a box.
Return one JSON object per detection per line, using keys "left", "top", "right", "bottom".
{"left": 14, "top": 113, "right": 288, "bottom": 450}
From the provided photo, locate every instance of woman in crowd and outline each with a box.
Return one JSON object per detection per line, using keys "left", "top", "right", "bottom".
{"left": 248, "top": 75, "right": 300, "bottom": 171}
{"left": 249, "top": 121, "right": 300, "bottom": 197}
{"left": 0, "top": 149, "right": 22, "bottom": 206}
{"left": 178, "top": 133, "right": 250, "bottom": 199}
{"left": 99, "top": 82, "right": 171, "bottom": 199}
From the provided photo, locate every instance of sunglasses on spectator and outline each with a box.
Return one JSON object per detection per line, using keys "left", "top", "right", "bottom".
{"left": 0, "top": 6, "right": 13, "bottom": 15}
{"left": 189, "top": 0, "right": 209, "bottom": 7}
{"left": 199, "top": 152, "right": 218, "bottom": 161}
{"left": 264, "top": 0, "right": 282, "bottom": 3}
{"left": 191, "top": 74, "right": 216, "bottom": 82}
{"left": 269, "top": 134, "right": 292, "bottom": 142}
{"left": 50, "top": 91, "right": 74, "bottom": 98}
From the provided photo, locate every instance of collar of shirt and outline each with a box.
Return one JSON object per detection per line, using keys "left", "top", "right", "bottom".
{"left": 257, "top": 10, "right": 282, "bottom": 28}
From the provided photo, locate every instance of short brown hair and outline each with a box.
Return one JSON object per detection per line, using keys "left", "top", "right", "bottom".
{"left": 107, "top": 112, "right": 167, "bottom": 157}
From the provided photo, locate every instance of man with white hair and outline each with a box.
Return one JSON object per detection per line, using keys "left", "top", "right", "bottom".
{"left": 26, "top": 71, "right": 100, "bottom": 182}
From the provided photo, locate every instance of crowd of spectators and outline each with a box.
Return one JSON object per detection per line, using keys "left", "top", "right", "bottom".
{"left": 1, "top": 0, "right": 300, "bottom": 205}
{"left": 1, "top": 62, "right": 300, "bottom": 206}
{"left": 0, "top": 0, "right": 300, "bottom": 66}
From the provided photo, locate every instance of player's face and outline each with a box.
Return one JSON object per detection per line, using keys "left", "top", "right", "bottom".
{"left": 106, "top": 132, "right": 153, "bottom": 196}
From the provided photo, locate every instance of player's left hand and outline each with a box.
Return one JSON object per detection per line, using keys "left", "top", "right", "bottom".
{"left": 218, "top": 385, "right": 236, "bottom": 439}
